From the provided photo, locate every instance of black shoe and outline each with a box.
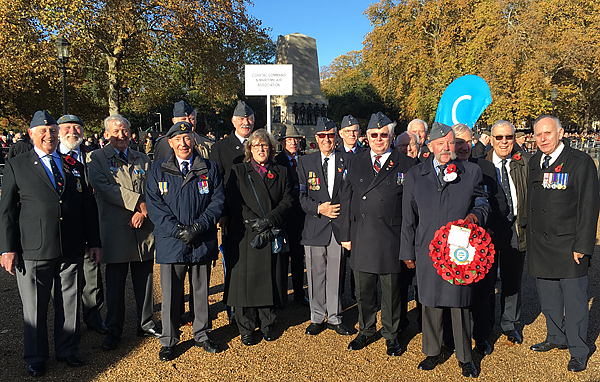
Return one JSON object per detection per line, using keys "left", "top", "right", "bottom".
{"left": 294, "top": 296, "right": 310, "bottom": 307}
{"left": 102, "top": 333, "right": 121, "bottom": 351}
{"left": 196, "top": 339, "right": 220, "bottom": 353}
{"left": 241, "top": 334, "right": 258, "bottom": 346}
{"left": 305, "top": 322, "right": 327, "bottom": 335}
{"left": 386, "top": 339, "right": 404, "bottom": 357}
{"left": 503, "top": 330, "right": 523, "bottom": 344}
{"left": 263, "top": 331, "right": 277, "bottom": 341}
{"left": 567, "top": 356, "right": 587, "bottom": 372}
{"left": 459, "top": 361, "right": 479, "bottom": 378}
{"left": 159, "top": 346, "right": 175, "bottom": 361}
{"left": 327, "top": 322, "right": 353, "bottom": 336}
{"left": 347, "top": 333, "right": 376, "bottom": 350}
{"left": 530, "top": 340, "right": 568, "bottom": 352}
{"left": 87, "top": 322, "right": 109, "bottom": 335}
{"left": 476, "top": 340, "right": 492, "bottom": 355}
{"left": 137, "top": 327, "right": 161, "bottom": 338}
{"left": 56, "top": 354, "right": 85, "bottom": 367}
{"left": 418, "top": 354, "right": 441, "bottom": 370}
{"left": 27, "top": 363, "right": 45, "bottom": 377}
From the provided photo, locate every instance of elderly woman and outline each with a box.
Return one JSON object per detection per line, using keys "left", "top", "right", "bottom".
{"left": 224, "top": 129, "right": 293, "bottom": 346}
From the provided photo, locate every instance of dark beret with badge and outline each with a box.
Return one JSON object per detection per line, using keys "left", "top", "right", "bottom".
{"left": 315, "top": 117, "right": 337, "bottom": 133}
{"left": 341, "top": 114, "right": 360, "bottom": 129}
{"left": 367, "top": 112, "right": 396, "bottom": 130}
{"left": 30, "top": 110, "right": 57, "bottom": 128}
{"left": 233, "top": 101, "right": 254, "bottom": 117}
{"left": 166, "top": 121, "right": 194, "bottom": 138}
{"left": 173, "top": 100, "right": 195, "bottom": 118}
{"left": 57, "top": 114, "right": 84, "bottom": 126}
{"left": 429, "top": 122, "right": 453, "bottom": 141}
{"left": 278, "top": 123, "right": 302, "bottom": 140}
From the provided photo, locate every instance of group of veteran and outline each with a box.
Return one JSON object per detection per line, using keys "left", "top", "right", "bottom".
{"left": 1, "top": 103, "right": 598, "bottom": 379}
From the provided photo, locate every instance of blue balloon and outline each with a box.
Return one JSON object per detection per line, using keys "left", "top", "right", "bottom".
{"left": 434, "top": 75, "right": 492, "bottom": 128}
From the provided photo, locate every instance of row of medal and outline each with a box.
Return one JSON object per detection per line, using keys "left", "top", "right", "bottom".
{"left": 543, "top": 172, "right": 568, "bottom": 189}
{"left": 157, "top": 180, "right": 211, "bottom": 195}
{"left": 307, "top": 171, "right": 321, "bottom": 191}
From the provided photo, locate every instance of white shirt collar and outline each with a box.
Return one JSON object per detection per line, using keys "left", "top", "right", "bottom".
{"left": 234, "top": 132, "right": 248, "bottom": 145}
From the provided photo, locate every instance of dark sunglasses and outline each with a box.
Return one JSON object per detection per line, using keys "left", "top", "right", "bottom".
{"left": 493, "top": 135, "right": 514, "bottom": 141}
{"left": 316, "top": 133, "right": 336, "bottom": 139}
{"left": 369, "top": 132, "right": 389, "bottom": 139}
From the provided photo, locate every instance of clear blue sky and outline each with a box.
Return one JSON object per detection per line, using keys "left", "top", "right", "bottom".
{"left": 247, "top": 1, "right": 374, "bottom": 68}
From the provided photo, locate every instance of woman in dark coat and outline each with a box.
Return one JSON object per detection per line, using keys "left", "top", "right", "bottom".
{"left": 224, "top": 129, "right": 293, "bottom": 346}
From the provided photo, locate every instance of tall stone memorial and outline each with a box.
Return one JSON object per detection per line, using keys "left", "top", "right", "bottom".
{"left": 272, "top": 33, "right": 328, "bottom": 144}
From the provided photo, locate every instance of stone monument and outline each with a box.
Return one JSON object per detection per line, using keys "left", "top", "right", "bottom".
{"left": 271, "top": 33, "right": 328, "bottom": 147}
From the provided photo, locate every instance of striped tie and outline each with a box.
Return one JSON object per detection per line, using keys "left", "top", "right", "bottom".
{"left": 373, "top": 155, "right": 382, "bottom": 174}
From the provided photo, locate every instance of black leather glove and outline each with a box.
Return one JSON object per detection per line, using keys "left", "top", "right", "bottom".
{"left": 250, "top": 217, "right": 273, "bottom": 233}
{"left": 176, "top": 223, "right": 203, "bottom": 246}
{"left": 250, "top": 229, "right": 275, "bottom": 250}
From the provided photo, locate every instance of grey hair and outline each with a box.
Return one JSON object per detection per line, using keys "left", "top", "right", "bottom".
{"left": 243, "top": 128, "right": 277, "bottom": 163}
{"left": 533, "top": 115, "right": 562, "bottom": 132}
{"left": 104, "top": 114, "right": 131, "bottom": 132}
{"left": 491, "top": 120, "right": 516, "bottom": 136}
{"left": 452, "top": 123, "right": 473, "bottom": 137}
{"left": 407, "top": 119, "right": 428, "bottom": 132}
{"left": 395, "top": 131, "right": 419, "bottom": 146}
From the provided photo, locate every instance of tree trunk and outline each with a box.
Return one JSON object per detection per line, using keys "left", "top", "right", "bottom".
{"left": 106, "top": 55, "right": 120, "bottom": 115}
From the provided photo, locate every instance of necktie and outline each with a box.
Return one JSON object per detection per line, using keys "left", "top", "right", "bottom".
{"left": 373, "top": 155, "right": 382, "bottom": 174}
{"left": 119, "top": 151, "right": 127, "bottom": 163}
{"left": 322, "top": 157, "right": 329, "bottom": 187}
{"left": 290, "top": 158, "right": 297, "bottom": 172}
{"left": 181, "top": 161, "right": 189, "bottom": 176}
{"left": 437, "top": 164, "right": 447, "bottom": 186}
{"left": 542, "top": 155, "right": 551, "bottom": 169}
{"left": 48, "top": 154, "right": 64, "bottom": 193}
{"left": 68, "top": 150, "right": 77, "bottom": 162}
{"left": 500, "top": 159, "right": 514, "bottom": 221}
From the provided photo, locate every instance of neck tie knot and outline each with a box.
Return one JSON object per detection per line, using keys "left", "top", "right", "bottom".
{"left": 373, "top": 155, "right": 382, "bottom": 174}
{"left": 181, "top": 160, "right": 189, "bottom": 176}
{"left": 542, "top": 155, "right": 551, "bottom": 169}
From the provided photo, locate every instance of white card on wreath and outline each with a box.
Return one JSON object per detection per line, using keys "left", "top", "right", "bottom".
{"left": 448, "top": 225, "right": 471, "bottom": 248}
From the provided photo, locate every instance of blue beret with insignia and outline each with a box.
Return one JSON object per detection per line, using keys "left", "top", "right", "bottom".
{"left": 367, "top": 112, "right": 396, "bottom": 130}
{"left": 173, "top": 100, "right": 194, "bottom": 118}
{"left": 30, "top": 110, "right": 57, "bottom": 129}
{"left": 341, "top": 114, "right": 360, "bottom": 129}
{"left": 315, "top": 117, "right": 337, "bottom": 133}
{"left": 166, "top": 121, "right": 194, "bottom": 138}
{"left": 233, "top": 101, "right": 254, "bottom": 117}
{"left": 429, "top": 122, "right": 453, "bottom": 141}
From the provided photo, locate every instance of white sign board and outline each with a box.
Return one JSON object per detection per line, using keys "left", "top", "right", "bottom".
{"left": 245, "top": 65, "right": 293, "bottom": 96}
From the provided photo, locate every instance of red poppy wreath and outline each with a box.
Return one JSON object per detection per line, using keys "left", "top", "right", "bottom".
{"left": 428, "top": 219, "right": 495, "bottom": 285}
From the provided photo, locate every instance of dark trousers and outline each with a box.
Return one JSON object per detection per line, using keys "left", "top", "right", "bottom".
{"left": 354, "top": 271, "right": 405, "bottom": 340}
{"left": 234, "top": 306, "right": 276, "bottom": 335}
{"left": 16, "top": 257, "right": 82, "bottom": 365}
{"left": 105, "top": 260, "right": 156, "bottom": 337}
{"left": 471, "top": 259, "right": 498, "bottom": 342}
{"left": 160, "top": 263, "right": 211, "bottom": 347}
{"left": 423, "top": 305, "right": 472, "bottom": 363}
{"left": 499, "top": 246, "right": 525, "bottom": 331}
{"left": 536, "top": 276, "right": 589, "bottom": 358}
{"left": 274, "top": 241, "right": 306, "bottom": 305}
{"left": 81, "top": 249, "right": 105, "bottom": 328}
{"left": 340, "top": 248, "right": 356, "bottom": 298}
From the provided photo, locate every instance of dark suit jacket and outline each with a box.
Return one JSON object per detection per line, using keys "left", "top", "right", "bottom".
{"left": 209, "top": 133, "right": 246, "bottom": 184}
{"left": 527, "top": 145, "right": 599, "bottom": 278}
{"left": 340, "top": 149, "right": 415, "bottom": 274}
{"left": 274, "top": 151, "right": 304, "bottom": 244}
{"left": 0, "top": 149, "right": 101, "bottom": 260}
{"left": 298, "top": 150, "right": 348, "bottom": 246}
{"left": 400, "top": 158, "right": 490, "bottom": 308}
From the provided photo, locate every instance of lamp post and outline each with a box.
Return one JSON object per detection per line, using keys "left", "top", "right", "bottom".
{"left": 551, "top": 86, "right": 558, "bottom": 116}
{"left": 55, "top": 35, "right": 71, "bottom": 115}
{"left": 155, "top": 112, "right": 162, "bottom": 132}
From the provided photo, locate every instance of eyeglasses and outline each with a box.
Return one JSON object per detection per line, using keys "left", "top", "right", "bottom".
{"left": 316, "top": 133, "right": 336, "bottom": 139}
{"left": 493, "top": 135, "right": 514, "bottom": 141}
{"left": 251, "top": 143, "right": 269, "bottom": 149}
{"left": 369, "top": 132, "right": 389, "bottom": 139}
{"left": 455, "top": 139, "right": 473, "bottom": 146}
{"left": 342, "top": 129, "right": 359, "bottom": 135}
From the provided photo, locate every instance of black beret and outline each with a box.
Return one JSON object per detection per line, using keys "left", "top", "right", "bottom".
{"left": 57, "top": 114, "right": 84, "bottom": 126}
{"left": 429, "top": 122, "right": 453, "bottom": 141}
{"left": 340, "top": 115, "right": 360, "bottom": 129}
{"left": 30, "top": 110, "right": 57, "bottom": 128}
{"left": 233, "top": 101, "right": 254, "bottom": 117}
{"left": 173, "top": 100, "right": 194, "bottom": 118}
{"left": 166, "top": 121, "right": 194, "bottom": 138}
{"left": 367, "top": 112, "right": 396, "bottom": 130}
{"left": 315, "top": 117, "right": 337, "bottom": 133}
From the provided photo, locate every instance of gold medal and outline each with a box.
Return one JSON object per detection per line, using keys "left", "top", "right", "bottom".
{"left": 76, "top": 178, "right": 82, "bottom": 192}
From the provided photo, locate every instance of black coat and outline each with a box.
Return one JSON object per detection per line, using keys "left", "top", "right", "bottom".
{"left": 0, "top": 149, "right": 101, "bottom": 260}
{"left": 224, "top": 161, "right": 293, "bottom": 307}
{"left": 297, "top": 150, "right": 349, "bottom": 246}
{"left": 400, "top": 158, "right": 490, "bottom": 307}
{"left": 209, "top": 133, "right": 246, "bottom": 184}
{"left": 340, "top": 149, "right": 415, "bottom": 274}
{"left": 274, "top": 152, "right": 304, "bottom": 244}
{"left": 527, "top": 145, "right": 599, "bottom": 278}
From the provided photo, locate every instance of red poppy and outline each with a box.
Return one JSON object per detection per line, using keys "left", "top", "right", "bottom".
{"left": 267, "top": 172, "right": 274, "bottom": 179}
{"left": 423, "top": 152, "right": 430, "bottom": 158}
{"left": 555, "top": 164, "right": 562, "bottom": 172}
{"left": 513, "top": 153, "right": 521, "bottom": 161}
{"left": 65, "top": 156, "right": 76, "bottom": 166}
{"left": 200, "top": 174, "right": 208, "bottom": 180}
{"left": 310, "top": 142, "right": 317, "bottom": 149}
{"left": 447, "top": 163, "right": 457, "bottom": 173}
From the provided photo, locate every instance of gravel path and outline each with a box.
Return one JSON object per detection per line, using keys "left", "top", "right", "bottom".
{"left": 2, "top": 234, "right": 600, "bottom": 381}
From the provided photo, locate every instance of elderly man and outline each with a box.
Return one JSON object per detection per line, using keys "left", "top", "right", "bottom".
{"left": 56, "top": 114, "right": 107, "bottom": 336}
{"left": 153, "top": 100, "right": 213, "bottom": 161}
{"left": 0, "top": 110, "right": 101, "bottom": 377}
{"left": 298, "top": 117, "right": 352, "bottom": 337}
{"left": 274, "top": 123, "right": 309, "bottom": 307}
{"left": 407, "top": 118, "right": 429, "bottom": 160}
{"left": 471, "top": 130, "right": 491, "bottom": 158}
{"left": 527, "top": 115, "right": 599, "bottom": 372}
{"left": 515, "top": 131, "right": 527, "bottom": 152}
{"left": 395, "top": 131, "right": 420, "bottom": 159}
{"left": 147, "top": 121, "right": 225, "bottom": 360}
{"left": 87, "top": 115, "right": 159, "bottom": 352}
{"left": 338, "top": 115, "right": 365, "bottom": 154}
{"left": 400, "top": 122, "right": 489, "bottom": 378}
{"left": 340, "top": 112, "right": 415, "bottom": 356}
